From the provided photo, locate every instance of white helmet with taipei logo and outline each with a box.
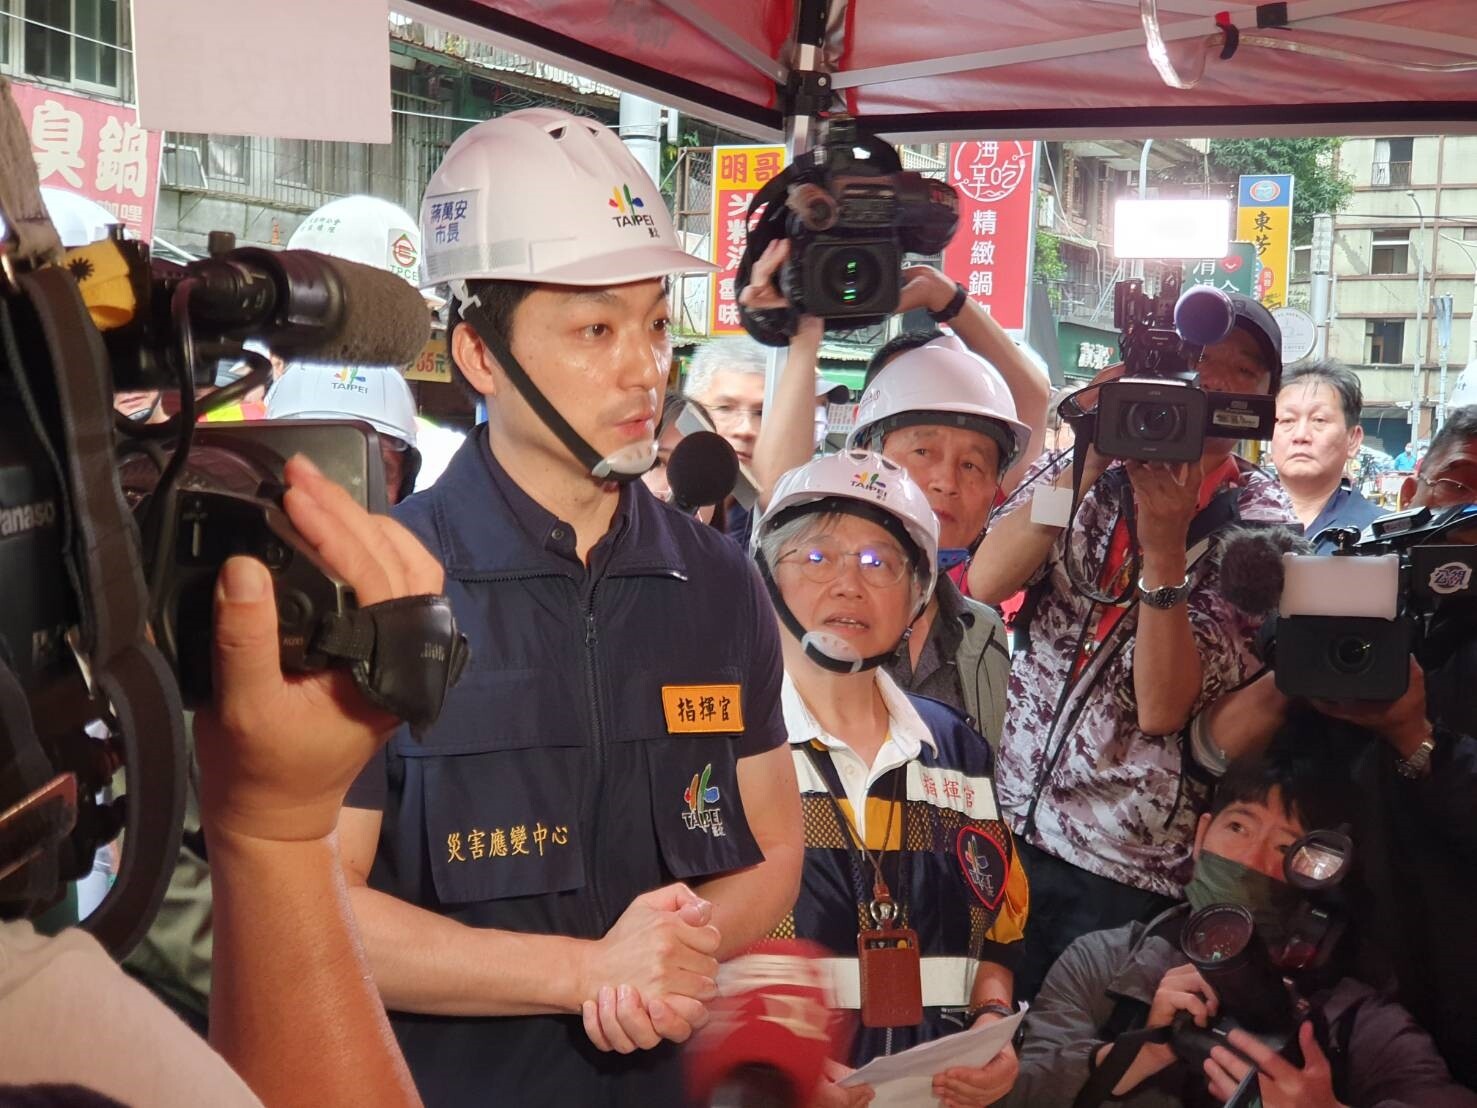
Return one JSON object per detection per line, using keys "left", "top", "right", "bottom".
{"left": 418, "top": 107, "right": 717, "bottom": 299}
{"left": 754, "top": 450, "right": 940, "bottom": 674}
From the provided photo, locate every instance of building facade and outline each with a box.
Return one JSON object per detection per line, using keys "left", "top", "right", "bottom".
{"left": 1291, "top": 136, "right": 1477, "bottom": 450}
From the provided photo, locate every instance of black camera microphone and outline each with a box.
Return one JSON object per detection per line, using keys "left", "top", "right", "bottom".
{"left": 1218, "top": 525, "right": 1311, "bottom": 616}
{"left": 183, "top": 247, "right": 431, "bottom": 367}
{"left": 668, "top": 431, "right": 739, "bottom": 514}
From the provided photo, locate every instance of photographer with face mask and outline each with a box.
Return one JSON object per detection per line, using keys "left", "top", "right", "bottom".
{"left": 1004, "top": 720, "right": 1476, "bottom": 1108}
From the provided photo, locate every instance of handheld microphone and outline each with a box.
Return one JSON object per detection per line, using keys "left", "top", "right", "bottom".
{"left": 687, "top": 940, "right": 842, "bottom": 1108}
{"left": 1218, "top": 525, "right": 1312, "bottom": 616}
{"left": 668, "top": 430, "right": 739, "bottom": 514}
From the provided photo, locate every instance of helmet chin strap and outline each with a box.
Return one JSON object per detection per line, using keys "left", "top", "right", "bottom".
{"left": 755, "top": 551, "right": 909, "bottom": 675}
{"left": 460, "top": 294, "right": 654, "bottom": 483}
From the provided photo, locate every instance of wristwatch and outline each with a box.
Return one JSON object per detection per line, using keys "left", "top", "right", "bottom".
{"left": 1395, "top": 734, "right": 1437, "bottom": 779}
{"left": 929, "top": 281, "right": 969, "bottom": 323}
{"left": 964, "top": 999, "right": 1014, "bottom": 1028}
{"left": 1137, "top": 575, "right": 1191, "bottom": 610}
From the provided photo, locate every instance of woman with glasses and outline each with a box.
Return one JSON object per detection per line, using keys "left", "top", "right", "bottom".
{"left": 751, "top": 451, "right": 1029, "bottom": 1108}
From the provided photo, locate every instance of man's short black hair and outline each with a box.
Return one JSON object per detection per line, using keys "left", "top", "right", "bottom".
{"left": 1280, "top": 359, "right": 1364, "bottom": 429}
{"left": 1425, "top": 404, "right": 1477, "bottom": 467}
{"left": 1212, "top": 707, "right": 1361, "bottom": 834}
{"left": 864, "top": 329, "right": 944, "bottom": 388}
{"left": 446, "top": 279, "right": 537, "bottom": 403}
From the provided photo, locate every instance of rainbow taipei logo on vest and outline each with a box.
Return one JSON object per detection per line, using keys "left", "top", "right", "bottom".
{"left": 682, "top": 763, "right": 725, "bottom": 837}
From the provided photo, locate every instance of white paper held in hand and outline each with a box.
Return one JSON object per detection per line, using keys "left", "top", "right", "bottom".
{"left": 835, "top": 1007, "right": 1026, "bottom": 1107}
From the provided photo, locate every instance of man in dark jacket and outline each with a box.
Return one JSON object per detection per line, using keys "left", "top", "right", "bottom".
{"left": 1006, "top": 729, "right": 1476, "bottom": 1108}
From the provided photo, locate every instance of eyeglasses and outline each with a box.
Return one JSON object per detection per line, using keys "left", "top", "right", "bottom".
{"left": 777, "top": 537, "right": 910, "bottom": 587}
{"left": 708, "top": 404, "right": 764, "bottom": 427}
{"left": 1419, "top": 473, "right": 1477, "bottom": 500}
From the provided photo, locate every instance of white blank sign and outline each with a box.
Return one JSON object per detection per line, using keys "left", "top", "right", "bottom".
{"left": 132, "top": 0, "right": 392, "bottom": 143}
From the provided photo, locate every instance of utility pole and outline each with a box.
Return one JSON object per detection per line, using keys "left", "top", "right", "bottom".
{"left": 1407, "top": 190, "right": 1426, "bottom": 444}
{"left": 1435, "top": 292, "right": 1454, "bottom": 430}
{"left": 1310, "top": 213, "right": 1333, "bottom": 360}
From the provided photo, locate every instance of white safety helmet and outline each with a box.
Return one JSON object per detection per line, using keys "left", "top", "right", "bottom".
{"left": 289, "top": 195, "right": 424, "bottom": 288}
{"left": 42, "top": 187, "right": 122, "bottom": 248}
{"left": 266, "top": 363, "right": 419, "bottom": 448}
{"left": 755, "top": 450, "right": 940, "bottom": 675}
{"left": 419, "top": 107, "right": 716, "bottom": 296}
{"left": 848, "top": 334, "right": 1032, "bottom": 474}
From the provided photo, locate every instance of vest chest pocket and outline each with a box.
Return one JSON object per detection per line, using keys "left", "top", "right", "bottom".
{"left": 403, "top": 668, "right": 588, "bottom": 906}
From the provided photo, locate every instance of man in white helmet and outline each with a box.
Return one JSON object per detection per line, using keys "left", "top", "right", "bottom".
{"left": 336, "top": 108, "right": 803, "bottom": 1107}
{"left": 265, "top": 363, "right": 423, "bottom": 504}
{"left": 745, "top": 246, "right": 1049, "bottom": 750}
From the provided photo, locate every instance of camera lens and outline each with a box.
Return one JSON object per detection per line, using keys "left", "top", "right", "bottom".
{"left": 1124, "top": 401, "right": 1183, "bottom": 443}
{"left": 1330, "top": 634, "right": 1374, "bottom": 674}
{"left": 822, "top": 248, "right": 881, "bottom": 308}
{"left": 1182, "top": 904, "right": 1254, "bottom": 965}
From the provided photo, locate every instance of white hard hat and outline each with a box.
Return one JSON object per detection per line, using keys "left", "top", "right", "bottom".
{"left": 266, "top": 363, "right": 419, "bottom": 448}
{"left": 758, "top": 449, "right": 940, "bottom": 610}
{"left": 289, "top": 195, "right": 423, "bottom": 288}
{"left": 418, "top": 107, "right": 717, "bottom": 294}
{"left": 41, "top": 187, "right": 121, "bottom": 248}
{"left": 848, "top": 334, "right": 1032, "bottom": 473}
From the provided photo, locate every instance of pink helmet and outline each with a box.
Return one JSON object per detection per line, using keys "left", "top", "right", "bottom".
{"left": 418, "top": 108, "right": 716, "bottom": 296}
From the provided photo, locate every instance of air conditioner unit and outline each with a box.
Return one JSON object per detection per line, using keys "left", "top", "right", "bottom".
{"left": 1037, "top": 194, "right": 1056, "bottom": 229}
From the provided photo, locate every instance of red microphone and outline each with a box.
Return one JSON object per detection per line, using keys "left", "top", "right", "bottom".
{"left": 687, "top": 939, "right": 845, "bottom": 1108}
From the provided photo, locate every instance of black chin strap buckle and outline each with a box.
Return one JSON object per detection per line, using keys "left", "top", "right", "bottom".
{"left": 314, "top": 595, "right": 471, "bottom": 736}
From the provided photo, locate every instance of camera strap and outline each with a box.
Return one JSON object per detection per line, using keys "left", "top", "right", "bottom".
{"left": 1, "top": 74, "right": 186, "bottom": 953}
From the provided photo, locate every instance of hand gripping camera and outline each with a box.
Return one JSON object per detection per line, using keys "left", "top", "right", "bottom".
{"left": 1062, "top": 272, "right": 1277, "bottom": 463}
{"left": 737, "top": 117, "right": 959, "bottom": 345}
{"left": 1174, "top": 828, "right": 1354, "bottom": 1107}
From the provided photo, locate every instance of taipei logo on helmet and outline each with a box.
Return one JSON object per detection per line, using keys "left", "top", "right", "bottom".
{"left": 851, "top": 471, "right": 889, "bottom": 497}
{"left": 608, "top": 183, "right": 660, "bottom": 238}
{"left": 332, "top": 367, "right": 369, "bottom": 394}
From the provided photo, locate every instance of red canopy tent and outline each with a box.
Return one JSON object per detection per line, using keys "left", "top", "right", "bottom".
{"left": 403, "top": 0, "right": 1477, "bottom": 140}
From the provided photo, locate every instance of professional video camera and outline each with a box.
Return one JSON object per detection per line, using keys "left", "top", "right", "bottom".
{"left": 1171, "top": 827, "right": 1354, "bottom": 1106}
{"left": 737, "top": 117, "right": 959, "bottom": 345}
{"left": 1249, "top": 505, "right": 1477, "bottom": 701}
{"left": 0, "top": 79, "right": 465, "bottom": 957}
{"left": 1061, "top": 271, "right": 1277, "bottom": 463}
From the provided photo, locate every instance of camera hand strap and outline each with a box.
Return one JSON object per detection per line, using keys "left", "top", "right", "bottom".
{"left": 1071, "top": 1023, "right": 1175, "bottom": 1108}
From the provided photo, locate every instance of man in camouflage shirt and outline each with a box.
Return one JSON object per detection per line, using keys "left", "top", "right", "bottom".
{"left": 970, "top": 295, "right": 1295, "bottom": 1001}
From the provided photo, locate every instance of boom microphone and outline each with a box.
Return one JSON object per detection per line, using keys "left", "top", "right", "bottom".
{"left": 1218, "top": 525, "right": 1311, "bottom": 616}
{"left": 687, "top": 940, "right": 842, "bottom": 1108}
{"left": 184, "top": 247, "right": 432, "bottom": 368}
{"left": 668, "top": 430, "right": 739, "bottom": 514}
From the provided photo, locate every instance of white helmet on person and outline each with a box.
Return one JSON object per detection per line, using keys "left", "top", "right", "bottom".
{"left": 419, "top": 107, "right": 716, "bottom": 299}
{"left": 289, "top": 195, "right": 424, "bottom": 288}
{"left": 848, "top": 334, "right": 1032, "bottom": 474}
{"left": 266, "top": 363, "right": 421, "bottom": 497}
{"left": 419, "top": 107, "right": 714, "bottom": 484}
{"left": 754, "top": 450, "right": 939, "bottom": 675}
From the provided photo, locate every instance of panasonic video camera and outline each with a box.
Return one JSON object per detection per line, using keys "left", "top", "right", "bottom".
{"left": 738, "top": 118, "right": 959, "bottom": 344}
{"left": 0, "top": 85, "right": 461, "bottom": 957}
{"left": 1268, "top": 505, "right": 1477, "bottom": 701}
{"left": 1083, "top": 272, "right": 1276, "bottom": 463}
